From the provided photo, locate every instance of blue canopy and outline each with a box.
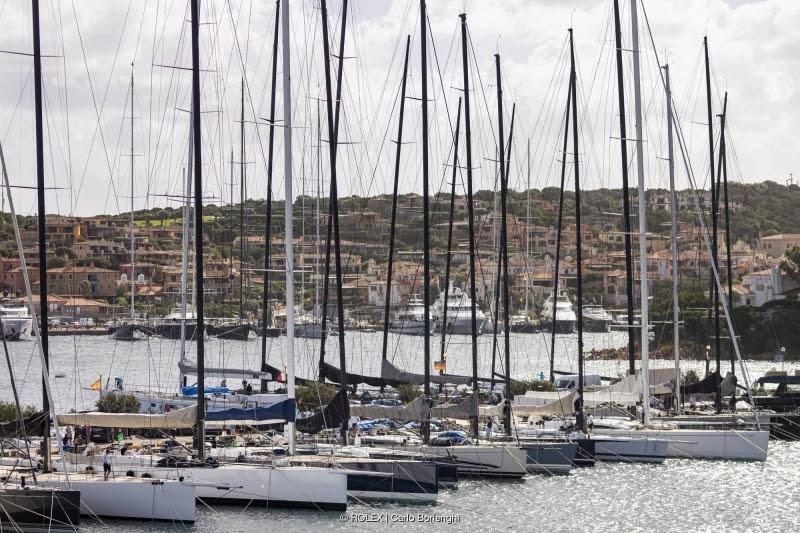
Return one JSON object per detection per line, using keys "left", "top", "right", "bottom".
{"left": 181, "top": 386, "right": 230, "bottom": 396}
{"left": 205, "top": 399, "right": 297, "bottom": 423}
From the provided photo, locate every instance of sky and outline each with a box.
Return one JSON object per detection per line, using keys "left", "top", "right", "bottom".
{"left": 0, "top": 0, "right": 796, "bottom": 217}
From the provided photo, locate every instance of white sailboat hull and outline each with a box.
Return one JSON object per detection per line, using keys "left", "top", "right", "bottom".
{"left": 131, "top": 463, "right": 348, "bottom": 510}
{"left": 594, "top": 428, "right": 769, "bottom": 461}
{"left": 421, "top": 445, "right": 527, "bottom": 478}
{"left": 36, "top": 473, "right": 196, "bottom": 522}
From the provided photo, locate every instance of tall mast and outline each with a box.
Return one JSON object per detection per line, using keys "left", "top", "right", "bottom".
{"left": 280, "top": 0, "right": 296, "bottom": 455}
{"left": 664, "top": 63, "right": 680, "bottom": 415}
{"left": 440, "top": 99, "right": 462, "bottom": 391}
{"left": 703, "top": 36, "right": 721, "bottom": 409}
{"left": 318, "top": 0, "right": 348, "bottom": 384}
{"left": 630, "top": 0, "right": 650, "bottom": 425}
{"left": 260, "top": 0, "right": 280, "bottom": 393}
{"left": 380, "top": 36, "right": 410, "bottom": 368}
{"left": 719, "top": 92, "right": 734, "bottom": 379}
{"left": 239, "top": 81, "right": 246, "bottom": 319}
{"left": 320, "top": 0, "right": 349, "bottom": 441}
{"left": 525, "top": 137, "right": 530, "bottom": 318}
{"left": 502, "top": 102, "right": 516, "bottom": 436}
{"left": 568, "top": 29, "right": 585, "bottom": 408}
{"left": 549, "top": 74, "right": 572, "bottom": 383}
{"left": 420, "top": 0, "right": 432, "bottom": 444}
{"left": 31, "top": 0, "right": 50, "bottom": 471}
{"left": 189, "top": 0, "right": 206, "bottom": 458}
{"left": 129, "top": 64, "right": 136, "bottom": 319}
{"left": 613, "top": 0, "right": 636, "bottom": 374}
{"left": 494, "top": 53, "right": 510, "bottom": 435}
{"left": 459, "top": 12, "right": 480, "bottom": 439}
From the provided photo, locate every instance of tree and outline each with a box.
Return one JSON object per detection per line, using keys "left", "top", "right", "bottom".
{"left": 781, "top": 245, "right": 800, "bottom": 281}
{"left": 96, "top": 393, "right": 140, "bottom": 413}
{"left": 0, "top": 401, "right": 38, "bottom": 422}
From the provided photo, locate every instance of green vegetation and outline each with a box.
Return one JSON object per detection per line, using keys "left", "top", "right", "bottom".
{"left": 510, "top": 379, "right": 556, "bottom": 396}
{"left": 96, "top": 393, "right": 140, "bottom": 413}
{"left": 397, "top": 383, "right": 418, "bottom": 403}
{"left": 0, "top": 401, "right": 38, "bottom": 423}
{"left": 295, "top": 383, "right": 338, "bottom": 412}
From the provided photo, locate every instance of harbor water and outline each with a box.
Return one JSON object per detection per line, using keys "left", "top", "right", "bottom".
{"left": 0, "top": 331, "right": 796, "bottom": 531}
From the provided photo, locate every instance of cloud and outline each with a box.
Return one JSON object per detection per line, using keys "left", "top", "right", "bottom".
{"left": 0, "top": 0, "right": 794, "bottom": 216}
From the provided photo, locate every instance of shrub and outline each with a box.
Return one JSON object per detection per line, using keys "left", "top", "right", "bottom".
{"left": 683, "top": 369, "right": 700, "bottom": 385}
{"left": 510, "top": 379, "right": 556, "bottom": 396}
{"left": 0, "top": 401, "right": 38, "bottom": 422}
{"left": 295, "top": 383, "right": 338, "bottom": 411}
{"left": 96, "top": 393, "right": 140, "bottom": 413}
{"left": 397, "top": 383, "right": 418, "bottom": 403}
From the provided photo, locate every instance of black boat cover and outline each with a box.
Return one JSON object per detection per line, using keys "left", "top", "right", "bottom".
{"left": 681, "top": 371, "right": 720, "bottom": 395}
{"left": 296, "top": 388, "right": 349, "bottom": 434}
{"left": 0, "top": 412, "right": 48, "bottom": 438}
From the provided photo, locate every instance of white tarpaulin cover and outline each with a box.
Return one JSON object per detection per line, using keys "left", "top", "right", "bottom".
{"left": 57, "top": 405, "right": 197, "bottom": 429}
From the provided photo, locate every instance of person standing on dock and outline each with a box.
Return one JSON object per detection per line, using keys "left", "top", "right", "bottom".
{"left": 102, "top": 448, "right": 111, "bottom": 480}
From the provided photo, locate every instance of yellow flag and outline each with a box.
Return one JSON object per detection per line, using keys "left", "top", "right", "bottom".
{"left": 90, "top": 378, "right": 101, "bottom": 391}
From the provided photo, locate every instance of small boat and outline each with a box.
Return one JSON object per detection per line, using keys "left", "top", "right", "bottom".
{"left": 541, "top": 294, "right": 577, "bottom": 334}
{"left": 389, "top": 294, "right": 428, "bottom": 336}
{"left": 208, "top": 319, "right": 255, "bottom": 340}
{"left": 582, "top": 305, "right": 612, "bottom": 332}
{"left": 153, "top": 307, "right": 199, "bottom": 340}
{"left": 509, "top": 314, "right": 538, "bottom": 333}
{"left": 433, "top": 286, "right": 486, "bottom": 335}
{"left": 0, "top": 302, "right": 33, "bottom": 340}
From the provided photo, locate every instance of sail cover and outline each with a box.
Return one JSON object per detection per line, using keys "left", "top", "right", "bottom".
{"left": 178, "top": 359, "right": 273, "bottom": 380}
{"left": 381, "top": 359, "right": 490, "bottom": 386}
{"left": 349, "top": 394, "right": 478, "bottom": 421}
{"left": 350, "top": 395, "right": 429, "bottom": 420}
{"left": 320, "top": 361, "right": 387, "bottom": 387}
{"left": 0, "top": 412, "right": 48, "bottom": 438}
{"left": 57, "top": 405, "right": 197, "bottom": 429}
{"left": 296, "top": 388, "right": 349, "bottom": 434}
{"left": 205, "top": 399, "right": 296, "bottom": 424}
{"left": 681, "top": 371, "right": 720, "bottom": 396}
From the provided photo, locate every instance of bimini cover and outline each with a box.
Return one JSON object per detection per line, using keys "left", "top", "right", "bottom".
{"left": 57, "top": 405, "right": 197, "bottom": 429}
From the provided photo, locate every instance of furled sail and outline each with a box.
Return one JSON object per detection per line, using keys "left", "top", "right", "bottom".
{"left": 57, "top": 405, "right": 197, "bottom": 429}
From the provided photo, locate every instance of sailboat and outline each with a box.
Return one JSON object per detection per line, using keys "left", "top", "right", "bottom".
{"left": 63, "top": 0, "right": 349, "bottom": 511}
{"left": 0, "top": 3, "right": 195, "bottom": 520}
{"left": 586, "top": 1, "right": 768, "bottom": 461}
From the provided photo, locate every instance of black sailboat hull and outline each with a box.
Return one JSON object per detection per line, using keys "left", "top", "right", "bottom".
{"left": 0, "top": 488, "right": 81, "bottom": 529}
{"left": 208, "top": 323, "right": 254, "bottom": 340}
{"left": 154, "top": 323, "right": 199, "bottom": 340}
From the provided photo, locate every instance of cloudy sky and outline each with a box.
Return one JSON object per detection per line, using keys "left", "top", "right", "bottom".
{"left": 0, "top": 0, "right": 795, "bottom": 217}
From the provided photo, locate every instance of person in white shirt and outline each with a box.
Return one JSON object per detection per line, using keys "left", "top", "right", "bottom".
{"left": 102, "top": 448, "right": 111, "bottom": 480}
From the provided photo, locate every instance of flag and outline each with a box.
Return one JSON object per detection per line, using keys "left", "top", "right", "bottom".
{"left": 90, "top": 378, "right": 101, "bottom": 391}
